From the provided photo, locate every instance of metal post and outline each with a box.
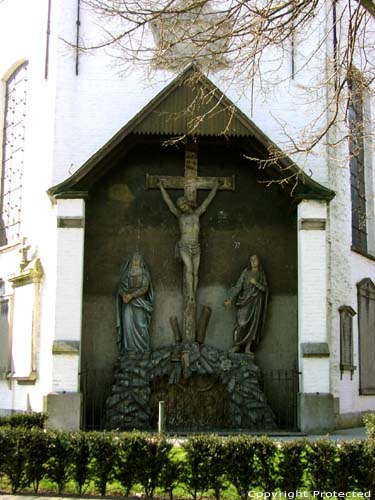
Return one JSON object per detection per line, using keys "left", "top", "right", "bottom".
{"left": 158, "top": 401, "right": 165, "bottom": 433}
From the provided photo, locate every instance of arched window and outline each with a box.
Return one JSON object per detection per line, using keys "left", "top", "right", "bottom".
{"left": 0, "top": 62, "right": 28, "bottom": 246}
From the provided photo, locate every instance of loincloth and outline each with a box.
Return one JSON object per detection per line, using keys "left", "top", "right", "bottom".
{"left": 175, "top": 240, "right": 201, "bottom": 259}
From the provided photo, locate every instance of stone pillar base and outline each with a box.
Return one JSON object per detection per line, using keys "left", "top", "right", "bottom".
{"left": 299, "top": 393, "right": 334, "bottom": 434}
{"left": 44, "top": 392, "right": 82, "bottom": 430}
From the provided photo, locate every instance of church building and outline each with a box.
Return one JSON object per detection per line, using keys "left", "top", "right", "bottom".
{"left": 0, "top": 0, "right": 374, "bottom": 433}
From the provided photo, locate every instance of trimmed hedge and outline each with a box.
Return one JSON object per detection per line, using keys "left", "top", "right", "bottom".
{"left": 0, "top": 412, "right": 46, "bottom": 429}
{"left": 364, "top": 413, "right": 375, "bottom": 440}
{"left": 0, "top": 428, "right": 373, "bottom": 499}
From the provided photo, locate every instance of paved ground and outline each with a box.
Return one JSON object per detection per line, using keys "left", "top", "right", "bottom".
{"left": 167, "top": 425, "right": 368, "bottom": 442}
{"left": 274, "top": 425, "right": 367, "bottom": 441}
{"left": 312, "top": 425, "right": 367, "bottom": 440}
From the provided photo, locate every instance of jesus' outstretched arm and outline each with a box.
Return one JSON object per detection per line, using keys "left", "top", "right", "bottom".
{"left": 195, "top": 180, "right": 220, "bottom": 216}
{"left": 159, "top": 181, "right": 179, "bottom": 217}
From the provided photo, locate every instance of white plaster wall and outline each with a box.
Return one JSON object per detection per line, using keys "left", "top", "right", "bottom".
{"left": 326, "top": 142, "right": 354, "bottom": 405}
{"left": 323, "top": 2, "right": 375, "bottom": 419}
{"left": 0, "top": 0, "right": 59, "bottom": 412}
{"left": 11, "top": 286, "right": 34, "bottom": 377}
{"left": 210, "top": 1, "right": 331, "bottom": 186}
{"left": 322, "top": 91, "right": 372, "bottom": 415}
{"left": 337, "top": 252, "right": 375, "bottom": 415}
{"left": 51, "top": 0, "right": 170, "bottom": 185}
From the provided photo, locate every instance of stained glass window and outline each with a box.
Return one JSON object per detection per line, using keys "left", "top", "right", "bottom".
{"left": 0, "top": 62, "right": 28, "bottom": 246}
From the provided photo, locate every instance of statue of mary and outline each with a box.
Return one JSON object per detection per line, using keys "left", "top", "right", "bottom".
{"left": 116, "top": 252, "right": 154, "bottom": 353}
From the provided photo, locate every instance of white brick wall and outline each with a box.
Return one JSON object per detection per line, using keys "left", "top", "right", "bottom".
{"left": 298, "top": 201, "right": 328, "bottom": 344}
{"left": 302, "top": 358, "right": 330, "bottom": 393}
{"left": 54, "top": 199, "right": 85, "bottom": 342}
{"left": 298, "top": 200, "right": 330, "bottom": 393}
{"left": 52, "top": 354, "right": 80, "bottom": 393}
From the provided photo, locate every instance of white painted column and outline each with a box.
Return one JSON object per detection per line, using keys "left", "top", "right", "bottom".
{"left": 54, "top": 199, "right": 85, "bottom": 346}
{"left": 46, "top": 197, "right": 85, "bottom": 430}
{"left": 297, "top": 199, "right": 334, "bottom": 433}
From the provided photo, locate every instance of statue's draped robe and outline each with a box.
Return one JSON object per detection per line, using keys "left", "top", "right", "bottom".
{"left": 116, "top": 256, "right": 153, "bottom": 353}
{"left": 230, "top": 267, "right": 268, "bottom": 347}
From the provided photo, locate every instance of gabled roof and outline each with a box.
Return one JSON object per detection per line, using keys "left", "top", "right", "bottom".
{"left": 48, "top": 64, "right": 334, "bottom": 202}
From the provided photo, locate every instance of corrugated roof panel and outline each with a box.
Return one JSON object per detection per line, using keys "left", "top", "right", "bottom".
{"left": 134, "top": 82, "right": 251, "bottom": 137}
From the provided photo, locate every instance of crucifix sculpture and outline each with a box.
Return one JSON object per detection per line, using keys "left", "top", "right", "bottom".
{"left": 146, "top": 143, "right": 235, "bottom": 341}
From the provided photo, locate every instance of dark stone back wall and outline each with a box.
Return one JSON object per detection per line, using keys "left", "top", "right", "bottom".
{"left": 81, "top": 139, "right": 298, "bottom": 428}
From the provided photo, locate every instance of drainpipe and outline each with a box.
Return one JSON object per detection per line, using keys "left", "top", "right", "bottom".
{"left": 44, "top": 0, "right": 52, "bottom": 79}
{"left": 75, "top": 0, "right": 81, "bottom": 76}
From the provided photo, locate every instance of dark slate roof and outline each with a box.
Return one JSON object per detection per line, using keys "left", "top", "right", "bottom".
{"left": 48, "top": 64, "right": 335, "bottom": 202}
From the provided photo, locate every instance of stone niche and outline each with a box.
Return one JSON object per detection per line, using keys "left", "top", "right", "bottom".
{"left": 81, "top": 138, "right": 298, "bottom": 430}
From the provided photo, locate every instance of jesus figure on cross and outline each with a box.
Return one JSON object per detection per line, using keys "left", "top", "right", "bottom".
{"left": 146, "top": 143, "right": 234, "bottom": 340}
{"left": 159, "top": 179, "right": 220, "bottom": 302}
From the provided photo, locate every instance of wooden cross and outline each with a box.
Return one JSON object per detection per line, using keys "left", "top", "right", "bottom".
{"left": 145, "top": 143, "right": 235, "bottom": 205}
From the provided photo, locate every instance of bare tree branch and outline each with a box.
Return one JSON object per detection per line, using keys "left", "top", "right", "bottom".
{"left": 76, "top": 0, "right": 375, "bottom": 180}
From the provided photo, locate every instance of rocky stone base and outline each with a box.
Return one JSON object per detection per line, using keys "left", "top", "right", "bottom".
{"left": 105, "top": 343, "right": 276, "bottom": 431}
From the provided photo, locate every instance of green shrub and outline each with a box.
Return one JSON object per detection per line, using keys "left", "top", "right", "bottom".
{"left": 139, "top": 435, "right": 173, "bottom": 498}
{"left": 90, "top": 431, "right": 118, "bottom": 496}
{"left": 182, "top": 435, "right": 218, "bottom": 500}
{"left": 251, "top": 436, "right": 279, "bottom": 492}
{"left": 364, "top": 440, "right": 375, "bottom": 495}
{"left": 70, "top": 431, "right": 92, "bottom": 494}
{"left": 334, "top": 440, "right": 367, "bottom": 493}
{"left": 24, "top": 428, "right": 51, "bottom": 493}
{"left": 0, "top": 427, "right": 30, "bottom": 493}
{"left": 224, "top": 435, "right": 259, "bottom": 500}
{"left": 115, "top": 432, "right": 149, "bottom": 497}
{"left": 0, "top": 426, "right": 372, "bottom": 498}
{"left": 364, "top": 413, "right": 375, "bottom": 440}
{"left": 204, "top": 436, "right": 228, "bottom": 500}
{"left": 0, "top": 412, "right": 46, "bottom": 429}
{"left": 46, "top": 430, "right": 74, "bottom": 494}
{"left": 159, "top": 448, "right": 183, "bottom": 500}
{"left": 277, "top": 440, "right": 307, "bottom": 494}
{"left": 0, "top": 426, "right": 8, "bottom": 479}
{"left": 304, "top": 440, "right": 341, "bottom": 495}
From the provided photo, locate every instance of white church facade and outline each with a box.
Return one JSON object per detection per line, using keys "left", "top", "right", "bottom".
{"left": 0, "top": 0, "right": 374, "bottom": 433}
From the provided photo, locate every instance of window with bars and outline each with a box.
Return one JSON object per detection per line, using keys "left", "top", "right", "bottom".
{"left": 357, "top": 278, "right": 375, "bottom": 395}
{"left": 0, "top": 62, "right": 28, "bottom": 247}
{"left": 339, "top": 305, "right": 356, "bottom": 377}
{"left": 348, "top": 76, "right": 367, "bottom": 253}
{"left": 0, "top": 279, "right": 10, "bottom": 376}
